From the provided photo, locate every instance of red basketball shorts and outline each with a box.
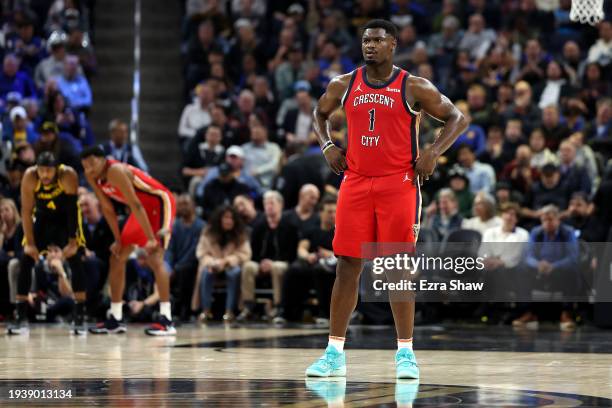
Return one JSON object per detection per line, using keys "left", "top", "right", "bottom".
{"left": 120, "top": 190, "right": 176, "bottom": 250}
{"left": 332, "top": 169, "right": 422, "bottom": 259}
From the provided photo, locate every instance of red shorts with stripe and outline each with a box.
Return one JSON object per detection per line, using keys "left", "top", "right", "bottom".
{"left": 332, "top": 169, "right": 422, "bottom": 259}
{"left": 120, "top": 190, "right": 176, "bottom": 250}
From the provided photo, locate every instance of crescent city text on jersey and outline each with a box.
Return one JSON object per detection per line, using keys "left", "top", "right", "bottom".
{"left": 353, "top": 93, "right": 396, "bottom": 108}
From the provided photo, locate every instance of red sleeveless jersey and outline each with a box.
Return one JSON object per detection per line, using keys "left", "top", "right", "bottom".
{"left": 342, "top": 66, "right": 420, "bottom": 176}
{"left": 97, "top": 159, "right": 171, "bottom": 204}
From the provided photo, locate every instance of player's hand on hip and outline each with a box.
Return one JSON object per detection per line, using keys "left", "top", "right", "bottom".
{"left": 62, "top": 240, "right": 78, "bottom": 259}
{"left": 144, "top": 238, "right": 160, "bottom": 255}
{"left": 110, "top": 241, "right": 122, "bottom": 258}
{"left": 413, "top": 148, "right": 439, "bottom": 185}
{"left": 323, "top": 145, "right": 347, "bottom": 175}
{"left": 24, "top": 244, "right": 39, "bottom": 260}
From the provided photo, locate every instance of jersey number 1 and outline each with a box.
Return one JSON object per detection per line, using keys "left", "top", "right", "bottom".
{"left": 368, "top": 109, "right": 375, "bottom": 131}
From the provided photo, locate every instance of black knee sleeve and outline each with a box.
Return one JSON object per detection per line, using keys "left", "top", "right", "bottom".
{"left": 67, "top": 249, "right": 86, "bottom": 294}
{"left": 17, "top": 254, "right": 36, "bottom": 296}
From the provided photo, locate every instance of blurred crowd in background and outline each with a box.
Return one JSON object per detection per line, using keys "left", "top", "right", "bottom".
{"left": 0, "top": 0, "right": 611, "bottom": 329}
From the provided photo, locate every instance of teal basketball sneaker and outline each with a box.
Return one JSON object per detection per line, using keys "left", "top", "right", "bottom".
{"left": 396, "top": 348, "right": 419, "bottom": 379}
{"left": 305, "top": 345, "right": 347, "bottom": 377}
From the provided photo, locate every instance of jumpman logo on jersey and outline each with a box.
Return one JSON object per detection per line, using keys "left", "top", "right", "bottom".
{"left": 354, "top": 83, "right": 363, "bottom": 93}
{"left": 46, "top": 201, "right": 56, "bottom": 210}
{"left": 402, "top": 172, "right": 411, "bottom": 183}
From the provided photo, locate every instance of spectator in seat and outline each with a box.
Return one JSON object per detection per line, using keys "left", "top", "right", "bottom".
{"left": 456, "top": 144, "right": 496, "bottom": 194}
{"left": 79, "top": 192, "right": 114, "bottom": 319}
{"left": 451, "top": 101, "right": 486, "bottom": 156}
{"left": 167, "top": 194, "right": 205, "bottom": 321}
{"left": 479, "top": 202, "right": 529, "bottom": 297}
{"left": 446, "top": 166, "right": 474, "bottom": 218}
{"left": 33, "top": 245, "right": 80, "bottom": 323}
{"left": 580, "top": 63, "right": 610, "bottom": 119}
{"left": 242, "top": 120, "right": 282, "bottom": 189}
{"left": 56, "top": 55, "right": 92, "bottom": 113}
{"left": 5, "top": 106, "right": 38, "bottom": 145}
{"left": 501, "top": 119, "right": 527, "bottom": 164}
{"left": 233, "top": 194, "right": 261, "bottom": 229}
{"left": 6, "top": 17, "right": 44, "bottom": 75}
{"left": 536, "top": 60, "right": 575, "bottom": 110}
{"left": 34, "top": 121, "right": 80, "bottom": 170}
{"left": 182, "top": 124, "right": 225, "bottom": 194}
{"left": 283, "top": 184, "right": 321, "bottom": 235}
{"left": 185, "top": 20, "right": 224, "bottom": 87}
{"left": 65, "top": 27, "right": 97, "bottom": 78}
{"left": 0, "top": 198, "right": 22, "bottom": 318}
{"left": 458, "top": 14, "right": 496, "bottom": 60}
{"left": 514, "top": 205, "right": 579, "bottom": 331}
{"left": 516, "top": 39, "right": 550, "bottom": 86}
{"left": 503, "top": 81, "right": 541, "bottom": 136}
{"left": 275, "top": 45, "right": 306, "bottom": 100}
{"left": 462, "top": 191, "right": 502, "bottom": 235}
{"left": 317, "top": 38, "right": 355, "bottom": 86}
{"left": 208, "top": 104, "right": 239, "bottom": 148}
{"left": 501, "top": 145, "right": 539, "bottom": 195}
{"left": 523, "top": 163, "right": 571, "bottom": 220}
{"left": 101, "top": 119, "right": 149, "bottom": 172}
{"left": 557, "top": 139, "right": 592, "bottom": 194}
{"left": 230, "top": 89, "right": 258, "bottom": 145}
{"left": 238, "top": 191, "right": 298, "bottom": 321}
{"left": 279, "top": 81, "right": 316, "bottom": 146}
{"left": 426, "top": 188, "right": 463, "bottom": 241}
{"left": 178, "top": 82, "right": 214, "bottom": 152}
{"left": 427, "top": 16, "right": 461, "bottom": 75}
{"left": 494, "top": 181, "right": 524, "bottom": 212}
{"left": 200, "top": 162, "right": 252, "bottom": 218}
{"left": 529, "top": 128, "right": 557, "bottom": 169}
{"left": 569, "top": 131, "right": 598, "bottom": 183}
{"left": 587, "top": 20, "right": 611, "bottom": 68}
{"left": 0, "top": 54, "right": 37, "bottom": 100}
{"left": 541, "top": 105, "right": 571, "bottom": 151}
{"left": 478, "top": 126, "right": 505, "bottom": 175}
{"left": 35, "top": 34, "right": 77, "bottom": 90}
{"left": 562, "top": 192, "right": 609, "bottom": 242}
{"left": 275, "top": 196, "right": 337, "bottom": 325}
{"left": 275, "top": 141, "right": 327, "bottom": 208}
{"left": 466, "top": 84, "right": 493, "bottom": 131}
{"left": 195, "top": 145, "right": 262, "bottom": 202}
{"left": 194, "top": 205, "right": 251, "bottom": 322}
{"left": 584, "top": 97, "right": 611, "bottom": 141}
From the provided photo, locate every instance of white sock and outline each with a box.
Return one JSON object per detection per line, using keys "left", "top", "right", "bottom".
{"left": 160, "top": 302, "right": 172, "bottom": 321}
{"left": 110, "top": 302, "right": 123, "bottom": 321}
{"left": 328, "top": 336, "right": 345, "bottom": 352}
{"left": 398, "top": 338, "right": 413, "bottom": 351}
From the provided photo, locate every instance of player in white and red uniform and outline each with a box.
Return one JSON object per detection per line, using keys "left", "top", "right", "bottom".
{"left": 81, "top": 146, "right": 177, "bottom": 336}
{"left": 306, "top": 19, "right": 468, "bottom": 379}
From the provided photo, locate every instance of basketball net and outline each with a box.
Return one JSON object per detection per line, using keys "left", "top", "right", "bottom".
{"left": 570, "top": 0, "right": 605, "bottom": 26}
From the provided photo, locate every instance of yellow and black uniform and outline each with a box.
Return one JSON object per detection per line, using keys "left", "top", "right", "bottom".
{"left": 25, "top": 164, "right": 86, "bottom": 251}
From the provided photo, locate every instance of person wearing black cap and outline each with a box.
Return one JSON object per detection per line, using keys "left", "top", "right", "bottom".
{"left": 34, "top": 121, "right": 81, "bottom": 171}
{"left": 522, "top": 162, "right": 571, "bottom": 222}
{"left": 6, "top": 152, "right": 87, "bottom": 335}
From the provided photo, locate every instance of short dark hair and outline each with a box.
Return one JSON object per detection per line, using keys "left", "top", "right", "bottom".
{"left": 36, "top": 151, "right": 58, "bottom": 167}
{"left": 80, "top": 145, "right": 106, "bottom": 160}
{"left": 363, "top": 19, "right": 399, "bottom": 40}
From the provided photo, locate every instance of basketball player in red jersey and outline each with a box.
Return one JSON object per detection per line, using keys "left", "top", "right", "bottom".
{"left": 80, "top": 146, "right": 177, "bottom": 336}
{"left": 305, "top": 20, "right": 468, "bottom": 378}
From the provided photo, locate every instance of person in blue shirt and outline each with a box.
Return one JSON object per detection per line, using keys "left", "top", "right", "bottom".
{"left": 513, "top": 204, "right": 579, "bottom": 331}
{"left": 5, "top": 18, "right": 45, "bottom": 75}
{"left": 451, "top": 101, "right": 486, "bottom": 156}
{"left": 165, "top": 194, "right": 205, "bottom": 321}
{"left": 56, "top": 55, "right": 92, "bottom": 113}
{"left": 0, "top": 54, "right": 37, "bottom": 100}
